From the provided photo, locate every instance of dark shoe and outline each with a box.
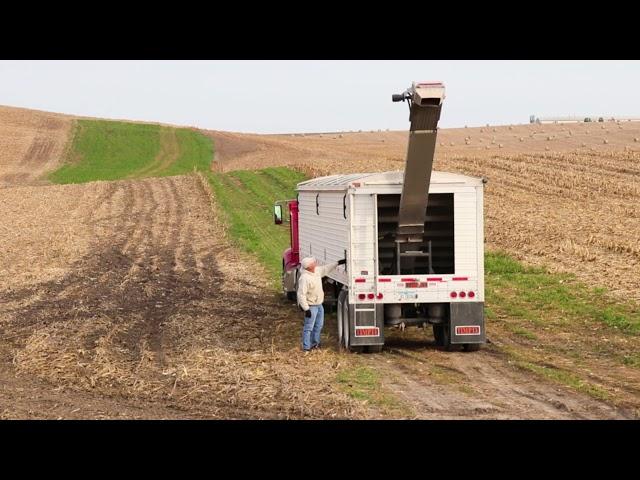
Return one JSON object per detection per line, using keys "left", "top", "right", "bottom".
{"left": 311, "top": 343, "right": 321, "bottom": 350}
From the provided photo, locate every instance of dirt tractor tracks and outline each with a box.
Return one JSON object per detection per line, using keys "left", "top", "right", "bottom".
{"left": 0, "top": 175, "right": 365, "bottom": 418}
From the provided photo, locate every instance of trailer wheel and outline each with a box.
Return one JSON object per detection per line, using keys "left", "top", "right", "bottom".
{"left": 433, "top": 324, "right": 442, "bottom": 346}
{"left": 366, "top": 345, "right": 383, "bottom": 353}
{"left": 433, "top": 324, "right": 453, "bottom": 351}
{"left": 463, "top": 343, "right": 481, "bottom": 352}
{"left": 337, "top": 290, "right": 347, "bottom": 350}
{"left": 442, "top": 325, "right": 453, "bottom": 351}
{"left": 283, "top": 262, "right": 297, "bottom": 301}
{"left": 337, "top": 290, "right": 364, "bottom": 353}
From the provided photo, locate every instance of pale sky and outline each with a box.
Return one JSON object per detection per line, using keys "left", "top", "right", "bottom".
{"left": 1, "top": 60, "right": 639, "bottom": 133}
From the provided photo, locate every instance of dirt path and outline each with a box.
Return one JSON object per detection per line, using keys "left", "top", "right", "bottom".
{"left": 132, "top": 127, "right": 180, "bottom": 178}
{"left": 365, "top": 337, "right": 629, "bottom": 419}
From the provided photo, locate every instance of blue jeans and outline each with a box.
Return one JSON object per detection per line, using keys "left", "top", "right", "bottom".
{"left": 302, "top": 304, "right": 324, "bottom": 351}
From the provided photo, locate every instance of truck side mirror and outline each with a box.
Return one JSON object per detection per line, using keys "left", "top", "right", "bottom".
{"left": 274, "top": 204, "right": 283, "bottom": 225}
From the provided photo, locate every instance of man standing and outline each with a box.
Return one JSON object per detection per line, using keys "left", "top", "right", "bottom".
{"left": 297, "top": 256, "right": 346, "bottom": 352}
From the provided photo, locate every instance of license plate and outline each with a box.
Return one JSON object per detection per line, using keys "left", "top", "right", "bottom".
{"left": 355, "top": 327, "right": 380, "bottom": 337}
{"left": 455, "top": 325, "right": 481, "bottom": 335}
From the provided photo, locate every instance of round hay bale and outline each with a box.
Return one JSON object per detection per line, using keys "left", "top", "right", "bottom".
{"left": 603, "top": 139, "right": 608, "bottom": 144}
{"left": 545, "top": 147, "right": 550, "bottom": 151}
{"left": 498, "top": 143, "right": 504, "bottom": 148}
{"left": 492, "top": 128, "right": 497, "bottom": 132}
{"left": 519, "top": 137, "right": 524, "bottom": 142}
{"left": 339, "top": 134, "right": 343, "bottom": 138}
{"left": 634, "top": 138, "right": 639, "bottom": 142}
{"left": 508, "top": 126, "right": 513, "bottom": 130}
{"left": 485, "top": 145, "right": 491, "bottom": 150}
{"left": 547, "top": 136, "right": 552, "bottom": 141}
{"left": 450, "top": 142, "right": 455, "bottom": 146}
{"left": 581, "top": 143, "right": 587, "bottom": 147}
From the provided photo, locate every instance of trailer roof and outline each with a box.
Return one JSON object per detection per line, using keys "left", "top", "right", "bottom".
{"left": 297, "top": 170, "right": 484, "bottom": 191}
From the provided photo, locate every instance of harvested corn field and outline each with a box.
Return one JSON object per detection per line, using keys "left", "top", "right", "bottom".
{"left": 204, "top": 122, "right": 640, "bottom": 304}
{"left": 1, "top": 102, "right": 639, "bottom": 419}
{"left": 0, "top": 105, "right": 73, "bottom": 187}
{"left": 0, "top": 175, "right": 369, "bottom": 419}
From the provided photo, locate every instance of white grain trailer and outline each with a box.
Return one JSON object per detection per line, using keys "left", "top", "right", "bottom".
{"left": 277, "top": 81, "right": 486, "bottom": 352}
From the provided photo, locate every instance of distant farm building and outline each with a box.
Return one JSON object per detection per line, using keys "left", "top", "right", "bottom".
{"left": 530, "top": 115, "right": 640, "bottom": 124}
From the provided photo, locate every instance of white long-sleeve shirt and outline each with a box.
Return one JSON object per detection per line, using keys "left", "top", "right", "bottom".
{"left": 297, "top": 261, "right": 339, "bottom": 311}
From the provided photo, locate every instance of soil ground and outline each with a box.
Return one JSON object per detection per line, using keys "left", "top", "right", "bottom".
{"left": 1, "top": 104, "right": 638, "bottom": 418}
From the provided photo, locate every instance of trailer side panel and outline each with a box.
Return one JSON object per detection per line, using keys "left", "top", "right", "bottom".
{"left": 298, "top": 191, "right": 349, "bottom": 285}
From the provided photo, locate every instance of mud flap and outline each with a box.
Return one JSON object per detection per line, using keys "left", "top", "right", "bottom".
{"left": 348, "top": 303, "right": 385, "bottom": 347}
{"left": 450, "top": 302, "right": 485, "bottom": 344}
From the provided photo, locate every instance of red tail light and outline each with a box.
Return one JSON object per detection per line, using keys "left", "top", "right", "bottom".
{"left": 376, "top": 293, "right": 383, "bottom": 299}
{"left": 355, "top": 278, "right": 366, "bottom": 283}
{"left": 468, "top": 291, "right": 475, "bottom": 298}
{"left": 358, "top": 293, "right": 366, "bottom": 300}
{"left": 450, "top": 291, "right": 458, "bottom": 298}
{"left": 367, "top": 293, "right": 375, "bottom": 300}
{"left": 459, "top": 291, "right": 467, "bottom": 298}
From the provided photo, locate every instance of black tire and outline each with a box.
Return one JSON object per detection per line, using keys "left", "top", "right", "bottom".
{"left": 338, "top": 290, "right": 364, "bottom": 353}
{"left": 337, "top": 290, "right": 347, "bottom": 350}
{"left": 283, "top": 261, "right": 297, "bottom": 301}
{"left": 463, "top": 343, "right": 481, "bottom": 352}
{"left": 433, "top": 324, "right": 444, "bottom": 346}
{"left": 442, "top": 325, "right": 453, "bottom": 351}
{"left": 366, "top": 345, "right": 383, "bottom": 353}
